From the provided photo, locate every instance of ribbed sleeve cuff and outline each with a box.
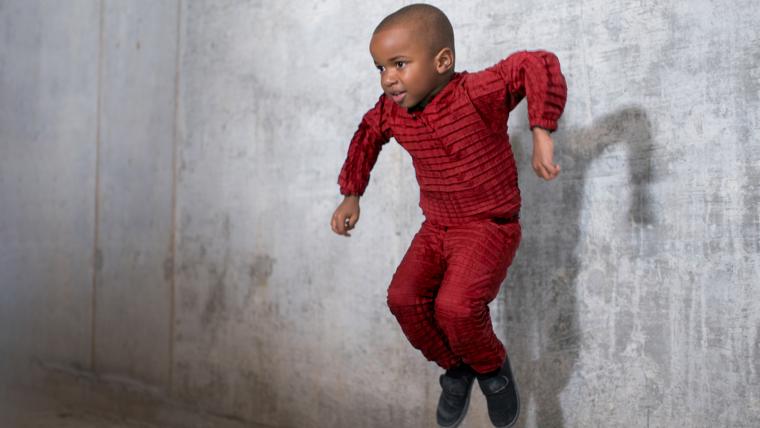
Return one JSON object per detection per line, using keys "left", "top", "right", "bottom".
{"left": 338, "top": 183, "right": 365, "bottom": 197}
{"left": 529, "top": 118, "right": 558, "bottom": 132}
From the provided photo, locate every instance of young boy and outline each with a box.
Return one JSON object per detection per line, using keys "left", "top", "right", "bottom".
{"left": 330, "top": 4, "right": 567, "bottom": 427}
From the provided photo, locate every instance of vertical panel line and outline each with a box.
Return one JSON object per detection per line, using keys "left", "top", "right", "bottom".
{"left": 91, "top": 0, "right": 105, "bottom": 373}
{"left": 168, "top": 0, "right": 183, "bottom": 395}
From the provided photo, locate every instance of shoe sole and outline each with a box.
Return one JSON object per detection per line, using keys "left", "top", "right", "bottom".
{"left": 437, "top": 378, "right": 475, "bottom": 428}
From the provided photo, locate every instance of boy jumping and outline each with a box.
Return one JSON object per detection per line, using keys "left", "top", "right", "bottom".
{"left": 330, "top": 4, "right": 567, "bottom": 427}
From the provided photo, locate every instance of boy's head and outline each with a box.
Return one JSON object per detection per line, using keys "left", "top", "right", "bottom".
{"left": 370, "top": 4, "right": 455, "bottom": 110}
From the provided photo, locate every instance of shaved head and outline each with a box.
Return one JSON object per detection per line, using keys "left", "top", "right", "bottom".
{"left": 374, "top": 3, "right": 455, "bottom": 57}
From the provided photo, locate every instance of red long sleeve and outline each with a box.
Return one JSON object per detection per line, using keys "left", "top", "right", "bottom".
{"left": 337, "top": 95, "right": 392, "bottom": 196}
{"left": 467, "top": 50, "right": 567, "bottom": 132}
{"left": 336, "top": 50, "right": 567, "bottom": 225}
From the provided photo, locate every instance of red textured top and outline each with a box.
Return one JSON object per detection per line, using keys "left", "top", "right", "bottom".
{"left": 337, "top": 50, "right": 568, "bottom": 226}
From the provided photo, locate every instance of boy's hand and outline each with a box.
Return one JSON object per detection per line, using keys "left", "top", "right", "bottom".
{"left": 531, "top": 127, "right": 560, "bottom": 181}
{"left": 331, "top": 195, "right": 361, "bottom": 237}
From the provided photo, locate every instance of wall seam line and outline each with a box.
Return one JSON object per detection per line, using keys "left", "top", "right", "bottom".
{"left": 168, "top": 0, "right": 183, "bottom": 395}
{"left": 90, "top": 0, "right": 105, "bottom": 373}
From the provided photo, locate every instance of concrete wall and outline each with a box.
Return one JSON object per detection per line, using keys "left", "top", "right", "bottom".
{"left": 1, "top": 1, "right": 758, "bottom": 427}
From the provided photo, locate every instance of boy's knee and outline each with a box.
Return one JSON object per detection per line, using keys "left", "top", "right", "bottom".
{"left": 386, "top": 262, "right": 436, "bottom": 313}
{"left": 434, "top": 297, "right": 485, "bottom": 325}
{"left": 386, "top": 281, "right": 417, "bottom": 314}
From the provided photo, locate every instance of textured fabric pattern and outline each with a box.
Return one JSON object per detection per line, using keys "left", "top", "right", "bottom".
{"left": 337, "top": 50, "right": 567, "bottom": 374}
{"left": 337, "top": 50, "right": 567, "bottom": 227}
{"left": 387, "top": 218, "right": 522, "bottom": 373}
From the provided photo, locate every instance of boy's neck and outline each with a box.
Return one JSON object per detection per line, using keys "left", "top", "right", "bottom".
{"left": 408, "top": 72, "right": 455, "bottom": 112}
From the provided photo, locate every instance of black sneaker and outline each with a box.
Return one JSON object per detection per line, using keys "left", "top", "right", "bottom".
{"left": 436, "top": 368, "right": 475, "bottom": 427}
{"left": 477, "top": 355, "right": 520, "bottom": 428}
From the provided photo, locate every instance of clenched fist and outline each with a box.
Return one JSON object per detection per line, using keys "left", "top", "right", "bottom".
{"left": 331, "top": 195, "right": 361, "bottom": 237}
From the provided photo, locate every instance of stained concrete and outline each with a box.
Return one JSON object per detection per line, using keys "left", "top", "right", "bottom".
{"left": 1, "top": 0, "right": 759, "bottom": 427}
{"left": 94, "top": 0, "right": 180, "bottom": 386}
{"left": 0, "top": 0, "right": 98, "bottom": 377}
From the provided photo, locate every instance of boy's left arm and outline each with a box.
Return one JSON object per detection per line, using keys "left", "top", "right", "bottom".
{"left": 469, "top": 50, "right": 568, "bottom": 180}
{"left": 506, "top": 50, "right": 567, "bottom": 181}
{"left": 531, "top": 126, "right": 559, "bottom": 180}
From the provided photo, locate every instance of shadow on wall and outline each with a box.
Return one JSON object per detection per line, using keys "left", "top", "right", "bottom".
{"left": 503, "top": 106, "right": 655, "bottom": 428}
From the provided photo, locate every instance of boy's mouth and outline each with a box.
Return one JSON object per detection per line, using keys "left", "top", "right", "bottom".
{"left": 390, "top": 91, "right": 406, "bottom": 104}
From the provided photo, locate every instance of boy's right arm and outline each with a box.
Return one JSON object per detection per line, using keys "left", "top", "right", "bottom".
{"left": 331, "top": 194, "right": 360, "bottom": 236}
{"left": 331, "top": 95, "right": 391, "bottom": 237}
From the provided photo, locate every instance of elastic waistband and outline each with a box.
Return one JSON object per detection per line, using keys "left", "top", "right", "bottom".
{"left": 490, "top": 213, "right": 520, "bottom": 224}
{"left": 426, "top": 213, "right": 520, "bottom": 231}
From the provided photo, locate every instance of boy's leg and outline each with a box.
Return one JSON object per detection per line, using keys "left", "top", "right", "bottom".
{"left": 387, "top": 220, "right": 461, "bottom": 369}
{"left": 434, "top": 218, "right": 522, "bottom": 374}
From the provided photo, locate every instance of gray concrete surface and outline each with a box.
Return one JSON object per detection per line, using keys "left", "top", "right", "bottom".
{"left": 0, "top": 388, "right": 158, "bottom": 428}
{"left": 1, "top": 0, "right": 759, "bottom": 427}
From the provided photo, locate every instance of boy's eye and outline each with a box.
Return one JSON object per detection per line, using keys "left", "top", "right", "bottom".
{"left": 395, "top": 61, "right": 406, "bottom": 68}
{"left": 376, "top": 65, "right": 385, "bottom": 72}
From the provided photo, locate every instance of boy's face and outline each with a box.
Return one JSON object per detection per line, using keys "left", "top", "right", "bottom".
{"left": 370, "top": 26, "right": 445, "bottom": 109}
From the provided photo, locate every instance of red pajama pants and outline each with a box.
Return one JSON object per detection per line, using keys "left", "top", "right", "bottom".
{"left": 386, "top": 216, "right": 522, "bottom": 374}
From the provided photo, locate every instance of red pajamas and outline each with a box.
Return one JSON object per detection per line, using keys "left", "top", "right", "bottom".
{"left": 387, "top": 217, "right": 521, "bottom": 373}
{"left": 337, "top": 50, "right": 567, "bottom": 373}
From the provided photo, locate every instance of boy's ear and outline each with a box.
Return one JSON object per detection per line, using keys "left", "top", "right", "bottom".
{"left": 434, "top": 47, "right": 454, "bottom": 74}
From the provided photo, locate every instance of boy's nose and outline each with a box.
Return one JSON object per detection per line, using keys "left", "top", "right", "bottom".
{"left": 382, "top": 70, "right": 398, "bottom": 87}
